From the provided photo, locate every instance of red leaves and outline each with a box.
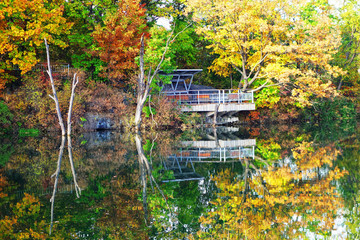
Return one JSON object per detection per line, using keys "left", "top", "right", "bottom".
{"left": 92, "top": 0, "right": 149, "bottom": 83}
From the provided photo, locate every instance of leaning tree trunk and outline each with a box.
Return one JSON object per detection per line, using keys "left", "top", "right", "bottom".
{"left": 45, "top": 38, "right": 66, "bottom": 136}
{"left": 134, "top": 25, "right": 190, "bottom": 131}
{"left": 44, "top": 38, "right": 79, "bottom": 136}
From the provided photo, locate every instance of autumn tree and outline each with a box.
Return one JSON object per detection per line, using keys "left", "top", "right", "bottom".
{"left": 63, "top": 0, "right": 117, "bottom": 78}
{"left": 0, "top": 0, "right": 72, "bottom": 92}
{"left": 92, "top": 0, "right": 148, "bottom": 84}
{"left": 186, "top": 0, "right": 344, "bottom": 107}
{"left": 197, "top": 142, "right": 347, "bottom": 239}
{"left": 333, "top": 0, "right": 360, "bottom": 94}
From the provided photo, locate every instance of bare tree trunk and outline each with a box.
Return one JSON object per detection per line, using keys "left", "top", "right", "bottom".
{"left": 45, "top": 38, "right": 66, "bottom": 136}
{"left": 44, "top": 38, "right": 79, "bottom": 136}
{"left": 134, "top": 24, "right": 190, "bottom": 130}
{"left": 67, "top": 74, "right": 79, "bottom": 136}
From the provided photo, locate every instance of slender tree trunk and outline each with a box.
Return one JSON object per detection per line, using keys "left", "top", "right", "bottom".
{"left": 67, "top": 74, "right": 79, "bottom": 136}
{"left": 49, "top": 135, "right": 65, "bottom": 235}
{"left": 134, "top": 24, "right": 190, "bottom": 131}
{"left": 134, "top": 89, "right": 145, "bottom": 132}
{"left": 45, "top": 38, "right": 66, "bottom": 136}
{"left": 44, "top": 38, "right": 79, "bottom": 136}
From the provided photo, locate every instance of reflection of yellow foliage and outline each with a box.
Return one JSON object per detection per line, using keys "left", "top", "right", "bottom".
{"left": 0, "top": 193, "right": 47, "bottom": 240}
{"left": 198, "top": 143, "right": 347, "bottom": 239}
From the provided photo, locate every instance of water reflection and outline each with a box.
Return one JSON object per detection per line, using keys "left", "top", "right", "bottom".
{"left": 163, "top": 128, "right": 256, "bottom": 182}
{"left": 49, "top": 135, "right": 81, "bottom": 235}
{"left": 197, "top": 142, "right": 347, "bottom": 239}
{"left": 0, "top": 125, "right": 358, "bottom": 239}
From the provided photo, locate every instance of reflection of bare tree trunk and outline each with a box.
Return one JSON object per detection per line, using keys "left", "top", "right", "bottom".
{"left": 136, "top": 134, "right": 150, "bottom": 224}
{"left": 49, "top": 135, "right": 81, "bottom": 235}
{"left": 68, "top": 135, "right": 81, "bottom": 198}
{"left": 50, "top": 136, "right": 66, "bottom": 235}
{"left": 135, "top": 133, "right": 179, "bottom": 227}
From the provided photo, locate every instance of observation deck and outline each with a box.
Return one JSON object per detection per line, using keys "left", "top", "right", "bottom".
{"left": 159, "top": 69, "right": 255, "bottom": 123}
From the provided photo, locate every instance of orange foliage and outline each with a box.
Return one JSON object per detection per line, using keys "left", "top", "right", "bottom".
{"left": 92, "top": 0, "right": 148, "bottom": 83}
{"left": 0, "top": 170, "right": 8, "bottom": 199}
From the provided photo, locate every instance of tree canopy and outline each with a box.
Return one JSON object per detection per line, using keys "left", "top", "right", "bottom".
{"left": 186, "top": 0, "right": 345, "bottom": 107}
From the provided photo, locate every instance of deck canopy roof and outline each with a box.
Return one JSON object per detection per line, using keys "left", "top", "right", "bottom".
{"left": 159, "top": 69, "right": 203, "bottom": 92}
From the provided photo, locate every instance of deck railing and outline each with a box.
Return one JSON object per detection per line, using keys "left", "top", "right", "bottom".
{"left": 168, "top": 146, "right": 255, "bottom": 162}
{"left": 165, "top": 89, "right": 254, "bottom": 105}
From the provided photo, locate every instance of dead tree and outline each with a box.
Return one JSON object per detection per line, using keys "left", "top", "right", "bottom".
{"left": 44, "top": 38, "right": 79, "bottom": 136}
{"left": 134, "top": 25, "right": 190, "bottom": 131}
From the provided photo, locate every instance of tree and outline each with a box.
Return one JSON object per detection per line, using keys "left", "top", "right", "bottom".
{"left": 0, "top": 0, "right": 72, "bottom": 92}
{"left": 197, "top": 142, "right": 347, "bottom": 239}
{"left": 63, "top": 0, "right": 117, "bottom": 78}
{"left": 92, "top": 0, "right": 148, "bottom": 84}
{"left": 186, "top": 0, "right": 344, "bottom": 107}
{"left": 44, "top": 38, "right": 79, "bottom": 136}
{"left": 134, "top": 22, "right": 190, "bottom": 130}
{"left": 333, "top": 0, "right": 360, "bottom": 93}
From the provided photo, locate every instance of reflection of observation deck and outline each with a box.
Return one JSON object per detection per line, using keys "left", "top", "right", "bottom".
{"left": 160, "top": 70, "right": 255, "bottom": 119}
{"left": 162, "top": 132, "right": 256, "bottom": 182}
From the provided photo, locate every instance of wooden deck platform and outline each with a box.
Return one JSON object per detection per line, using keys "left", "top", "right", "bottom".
{"left": 181, "top": 102, "right": 255, "bottom": 112}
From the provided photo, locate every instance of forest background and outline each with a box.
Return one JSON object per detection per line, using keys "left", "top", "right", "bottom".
{"left": 0, "top": 0, "right": 359, "bottom": 133}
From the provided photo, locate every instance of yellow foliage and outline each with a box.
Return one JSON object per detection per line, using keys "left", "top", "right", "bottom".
{"left": 0, "top": 0, "right": 72, "bottom": 75}
{"left": 186, "top": 0, "right": 341, "bottom": 106}
{"left": 198, "top": 141, "right": 347, "bottom": 239}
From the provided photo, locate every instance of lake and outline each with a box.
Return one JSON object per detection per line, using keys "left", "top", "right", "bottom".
{"left": 1, "top": 123, "right": 359, "bottom": 239}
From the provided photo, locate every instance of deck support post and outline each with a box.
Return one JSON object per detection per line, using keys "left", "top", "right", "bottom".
{"left": 213, "top": 104, "right": 219, "bottom": 125}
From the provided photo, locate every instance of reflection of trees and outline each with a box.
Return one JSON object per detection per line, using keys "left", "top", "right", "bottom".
{"left": 49, "top": 135, "right": 81, "bottom": 234}
{"left": 337, "top": 133, "right": 360, "bottom": 239}
{"left": 198, "top": 142, "right": 347, "bottom": 239}
{"left": 135, "top": 133, "right": 198, "bottom": 239}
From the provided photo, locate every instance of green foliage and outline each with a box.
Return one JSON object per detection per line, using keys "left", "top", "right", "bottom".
{"left": 142, "top": 105, "right": 156, "bottom": 118}
{"left": 143, "top": 139, "right": 157, "bottom": 153}
{"left": 256, "top": 140, "right": 281, "bottom": 161}
{"left": 254, "top": 82, "right": 280, "bottom": 108}
{"left": 179, "top": 112, "right": 203, "bottom": 126}
{"left": 303, "top": 97, "right": 357, "bottom": 142}
{"left": 64, "top": 0, "right": 117, "bottom": 81}
{"left": 0, "top": 101, "right": 13, "bottom": 129}
{"left": 332, "top": 0, "right": 360, "bottom": 94}
{"left": 169, "top": 20, "right": 200, "bottom": 68}
{"left": 0, "top": 143, "right": 13, "bottom": 167}
{"left": 18, "top": 128, "right": 39, "bottom": 137}
{"left": 311, "top": 97, "right": 357, "bottom": 124}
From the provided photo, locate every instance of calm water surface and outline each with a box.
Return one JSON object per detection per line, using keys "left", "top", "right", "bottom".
{"left": 1, "top": 124, "right": 359, "bottom": 239}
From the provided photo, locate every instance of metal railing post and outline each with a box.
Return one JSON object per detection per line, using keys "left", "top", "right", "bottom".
{"left": 218, "top": 90, "right": 220, "bottom": 103}
{"left": 251, "top": 91, "right": 254, "bottom": 103}
{"left": 223, "top": 90, "right": 225, "bottom": 103}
